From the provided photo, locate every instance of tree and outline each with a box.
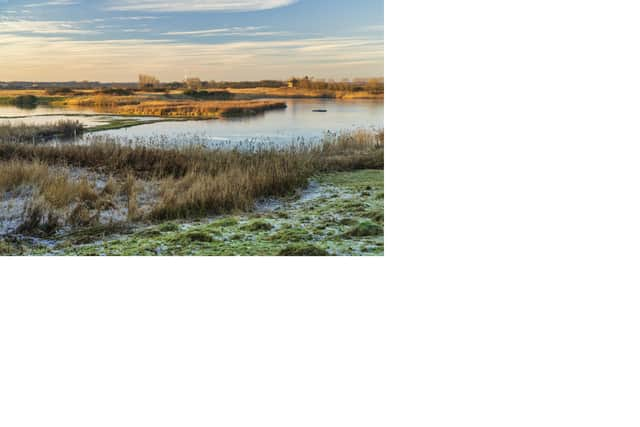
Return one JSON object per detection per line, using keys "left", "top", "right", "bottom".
{"left": 138, "top": 74, "right": 160, "bottom": 89}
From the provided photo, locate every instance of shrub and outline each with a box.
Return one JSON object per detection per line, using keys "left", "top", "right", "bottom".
{"left": 13, "top": 95, "right": 38, "bottom": 108}
{"left": 45, "top": 88, "right": 74, "bottom": 95}
{"left": 183, "top": 89, "right": 233, "bottom": 100}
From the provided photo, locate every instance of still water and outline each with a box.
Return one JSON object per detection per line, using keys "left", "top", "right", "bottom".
{"left": 1, "top": 99, "right": 383, "bottom": 146}
{"left": 0, "top": 105, "right": 153, "bottom": 127}
{"left": 91, "top": 98, "right": 383, "bottom": 145}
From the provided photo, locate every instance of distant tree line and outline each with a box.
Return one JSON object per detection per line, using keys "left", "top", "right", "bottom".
{"left": 208, "top": 80, "right": 285, "bottom": 89}
{"left": 288, "top": 76, "right": 384, "bottom": 93}
{"left": 3, "top": 75, "right": 383, "bottom": 94}
{"left": 183, "top": 89, "right": 233, "bottom": 100}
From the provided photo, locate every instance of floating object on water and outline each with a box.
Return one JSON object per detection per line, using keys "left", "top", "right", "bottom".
{"left": 312, "top": 109, "right": 328, "bottom": 112}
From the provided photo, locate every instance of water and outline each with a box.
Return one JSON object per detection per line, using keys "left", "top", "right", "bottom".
{"left": 0, "top": 105, "right": 98, "bottom": 117}
{"left": 0, "top": 105, "right": 155, "bottom": 128}
{"left": 90, "top": 98, "right": 383, "bottom": 146}
{"left": 1, "top": 99, "right": 384, "bottom": 146}
{"left": 0, "top": 105, "right": 108, "bottom": 126}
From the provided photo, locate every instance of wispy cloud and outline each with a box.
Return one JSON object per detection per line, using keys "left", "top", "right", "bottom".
{"left": 23, "top": 1, "right": 79, "bottom": 7}
{"left": 0, "top": 0, "right": 383, "bottom": 80}
{"left": 105, "top": 0, "right": 297, "bottom": 12}
{"left": 113, "top": 16, "right": 159, "bottom": 21}
{"left": 0, "top": 19, "right": 96, "bottom": 34}
{"left": 0, "top": 33, "right": 383, "bottom": 80}
{"left": 164, "top": 26, "right": 288, "bottom": 37}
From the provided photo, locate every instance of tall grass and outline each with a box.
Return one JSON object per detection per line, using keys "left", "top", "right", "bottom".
{"left": 0, "top": 120, "right": 84, "bottom": 142}
{"left": 0, "top": 160, "right": 108, "bottom": 234}
{"left": 0, "top": 160, "right": 100, "bottom": 208}
{"left": 115, "top": 100, "right": 287, "bottom": 117}
{"left": 64, "top": 95, "right": 286, "bottom": 117}
{"left": 0, "top": 159, "right": 141, "bottom": 233}
{"left": 0, "top": 129, "right": 383, "bottom": 222}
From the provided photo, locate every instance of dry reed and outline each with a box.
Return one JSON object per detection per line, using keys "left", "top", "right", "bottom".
{"left": 0, "top": 129, "right": 383, "bottom": 222}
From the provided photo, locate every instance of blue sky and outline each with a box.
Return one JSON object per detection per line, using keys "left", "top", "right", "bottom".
{"left": 0, "top": 0, "right": 383, "bottom": 81}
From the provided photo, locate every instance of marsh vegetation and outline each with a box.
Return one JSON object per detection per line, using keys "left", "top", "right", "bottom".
{"left": 0, "top": 127, "right": 383, "bottom": 255}
{"left": 0, "top": 83, "right": 384, "bottom": 255}
{"left": 0, "top": 120, "right": 84, "bottom": 142}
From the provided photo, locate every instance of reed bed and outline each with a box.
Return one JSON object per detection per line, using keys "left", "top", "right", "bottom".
{"left": 65, "top": 94, "right": 146, "bottom": 107}
{"left": 0, "top": 120, "right": 84, "bottom": 142}
{"left": 0, "top": 159, "right": 114, "bottom": 234}
{"left": 64, "top": 95, "right": 286, "bottom": 117}
{"left": 114, "top": 100, "right": 287, "bottom": 117}
{"left": 229, "top": 87, "right": 384, "bottom": 100}
{"left": 0, "top": 129, "right": 383, "bottom": 227}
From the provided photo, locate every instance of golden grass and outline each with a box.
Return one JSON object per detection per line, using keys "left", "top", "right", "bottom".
{"left": 123, "top": 174, "right": 139, "bottom": 221}
{"left": 0, "top": 160, "right": 51, "bottom": 193}
{"left": 0, "top": 160, "right": 99, "bottom": 209}
{"left": 62, "top": 95, "right": 287, "bottom": 117}
{"left": 229, "top": 87, "right": 384, "bottom": 99}
{"left": 0, "top": 129, "right": 383, "bottom": 224}
{"left": 0, "top": 89, "right": 48, "bottom": 97}
{"left": 64, "top": 94, "right": 147, "bottom": 107}
{"left": 115, "top": 100, "right": 287, "bottom": 117}
{"left": 0, "top": 120, "right": 84, "bottom": 142}
{"left": 0, "top": 160, "right": 129, "bottom": 233}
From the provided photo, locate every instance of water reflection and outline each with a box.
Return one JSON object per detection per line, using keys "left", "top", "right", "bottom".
{"left": 1, "top": 98, "right": 384, "bottom": 147}
{"left": 90, "top": 98, "right": 384, "bottom": 146}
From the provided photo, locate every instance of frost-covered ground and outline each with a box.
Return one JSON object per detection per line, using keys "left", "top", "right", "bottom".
{"left": 0, "top": 170, "right": 384, "bottom": 256}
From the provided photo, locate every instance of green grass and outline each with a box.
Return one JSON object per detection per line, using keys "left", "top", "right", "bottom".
{"left": 19, "top": 169, "right": 385, "bottom": 256}
{"left": 86, "top": 119, "right": 150, "bottom": 132}
{"left": 86, "top": 118, "right": 190, "bottom": 132}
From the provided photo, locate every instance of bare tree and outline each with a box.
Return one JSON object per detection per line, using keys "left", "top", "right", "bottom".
{"left": 138, "top": 74, "right": 160, "bottom": 89}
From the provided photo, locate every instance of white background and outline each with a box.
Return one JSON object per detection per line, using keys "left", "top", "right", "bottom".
{"left": 3, "top": 0, "right": 640, "bottom": 425}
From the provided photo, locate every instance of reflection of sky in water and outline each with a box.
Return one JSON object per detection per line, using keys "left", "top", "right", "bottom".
{"left": 1, "top": 115, "right": 110, "bottom": 127}
{"left": 0, "top": 99, "right": 384, "bottom": 147}
{"left": 0, "top": 105, "right": 99, "bottom": 117}
{"left": 89, "top": 99, "right": 384, "bottom": 145}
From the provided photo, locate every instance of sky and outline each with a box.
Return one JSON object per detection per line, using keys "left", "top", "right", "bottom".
{"left": 0, "top": 0, "right": 384, "bottom": 82}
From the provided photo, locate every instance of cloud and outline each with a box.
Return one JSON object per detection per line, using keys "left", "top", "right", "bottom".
{"left": 165, "top": 26, "right": 263, "bottom": 35}
{"left": 105, "top": 0, "right": 297, "bottom": 12}
{"left": 0, "top": 33, "right": 383, "bottom": 80}
{"left": 163, "top": 26, "right": 288, "bottom": 37}
{"left": 113, "top": 16, "right": 159, "bottom": 20}
{"left": 23, "top": 1, "right": 79, "bottom": 7}
{"left": 0, "top": 19, "right": 96, "bottom": 34}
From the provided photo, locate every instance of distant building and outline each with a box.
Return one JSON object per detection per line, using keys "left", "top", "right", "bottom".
{"left": 287, "top": 78, "right": 299, "bottom": 88}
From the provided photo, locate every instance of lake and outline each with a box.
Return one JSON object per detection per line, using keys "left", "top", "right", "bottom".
{"left": 0, "top": 99, "right": 384, "bottom": 147}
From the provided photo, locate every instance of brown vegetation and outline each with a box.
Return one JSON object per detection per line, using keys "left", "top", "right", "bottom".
{"left": 0, "top": 120, "right": 84, "bottom": 142}
{"left": 63, "top": 95, "right": 287, "bottom": 117}
{"left": 115, "top": 100, "right": 286, "bottom": 117}
{"left": 0, "top": 160, "right": 111, "bottom": 234}
{"left": 230, "top": 87, "right": 384, "bottom": 100}
{"left": 0, "top": 129, "right": 383, "bottom": 226}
